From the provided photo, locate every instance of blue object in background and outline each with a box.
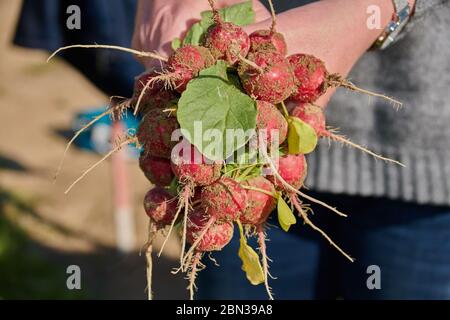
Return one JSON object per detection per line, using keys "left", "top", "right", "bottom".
{"left": 73, "top": 106, "right": 141, "bottom": 159}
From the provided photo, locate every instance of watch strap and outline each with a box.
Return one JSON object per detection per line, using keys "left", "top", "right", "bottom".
{"left": 374, "top": 0, "right": 412, "bottom": 50}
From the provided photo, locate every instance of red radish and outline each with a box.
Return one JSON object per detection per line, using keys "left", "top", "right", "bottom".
{"left": 241, "top": 177, "right": 277, "bottom": 225}
{"left": 132, "top": 71, "right": 178, "bottom": 116}
{"left": 291, "top": 103, "right": 326, "bottom": 137}
{"left": 249, "top": 0, "right": 286, "bottom": 57}
{"left": 288, "top": 54, "right": 402, "bottom": 106}
{"left": 165, "top": 45, "right": 215, "bottom": 93}
{"left": 201, "top": 177, "right": 247, "bottom": 221}
{"left": 136, "top": 109, "right": 179, "bottom": 158}
{"left": 238, "top": 51, "right": 295, "bottom": 104}
{"left": 268, "top": 154, "right": 307, "bottom": 190}
{"left": 171, "top": 143, "right": 221, "bottom": 186}
{"left": 139, "top": 153, "right": 174, "bottom": 186}
{"left": 143, "top": 187, "right": 178, "bottom": 227}
{"left": 203, "top": 0, "right": 250, "bottom": 65}
{"left": 256, "top": 100, "right": 288, "bottom": 146}
{"left": 145, "top": 46, "right": 214, "bottom": 95}
{"left": 204, "top": 22, "right": 250, "bottom": 65}
{"left": 249, "top": 30, "right": 287, "bottom": 56}
{"left": 186, "top": 207, "right": 234, "bottom": 252}
{"left": 288, "top": 54, "right": 327, "bottom": 103}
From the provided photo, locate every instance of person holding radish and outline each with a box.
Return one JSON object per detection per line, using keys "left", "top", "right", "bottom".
{"left": 132, "top": 0, "right": 450, "bottom": 299}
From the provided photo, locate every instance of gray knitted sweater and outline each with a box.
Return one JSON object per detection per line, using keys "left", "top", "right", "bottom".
{"left": 269, "top": 0, "right": 450, "bottom": 206}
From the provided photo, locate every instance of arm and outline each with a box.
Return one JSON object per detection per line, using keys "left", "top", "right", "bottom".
{"left": 245, "top": 0, "right": 416, "bottom": 107}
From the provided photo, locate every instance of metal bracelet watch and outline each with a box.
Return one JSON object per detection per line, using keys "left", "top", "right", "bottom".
{"left": 373, "top": 0, "right": 412, "bottom": 50}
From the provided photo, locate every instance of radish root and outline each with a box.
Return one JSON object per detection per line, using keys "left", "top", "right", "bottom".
{"left": 133, "top": 70, "right": 178, "bottom": 115}
{"left": 64, "top": 136, "right": 137, "bottom": 194}
{"left": 298, "top": 190, "right": 347, "bottom": 217}
{"left": 143, "top": 220, "right": 157, "bottom": 300}
{"left": 158, "top": 194, "right": 185, "bottom": 257}
{"left": 54, "top": 100, "right": 130, "bottom": 181}
{"left": 187, "top": 252, "right": 204, "bottom": 300}
{"left": 326, "top": 129, "right": 405, "bottom": 167}
{"left": 290, "top": 195, "right": 354, "bottom": 262}
{"left": 257, "top": 226, "right": 274, "bottom": 300}
{"left": 47, "top": 44, "right": 167, "bottom": 63}
{"left": 326, "top": 73, "right": 402, "bottom": 109}
{"left": 267, "top": 0, "right": 277, "bottom": 33}
{"left": 181, "top": 218, "right": 215, "bottom": 271}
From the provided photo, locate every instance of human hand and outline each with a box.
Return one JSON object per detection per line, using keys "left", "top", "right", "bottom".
{"left": 132, "top": 0, "right": 271, "bottom": 69}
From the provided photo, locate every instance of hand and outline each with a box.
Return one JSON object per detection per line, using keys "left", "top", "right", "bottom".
{"left": 132, "top": 0, "right": 271, "bottom": 69}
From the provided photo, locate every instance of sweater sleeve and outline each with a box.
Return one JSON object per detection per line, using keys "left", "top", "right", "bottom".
{"left": 397, "top": 0, "right": 449, "bottom": 40}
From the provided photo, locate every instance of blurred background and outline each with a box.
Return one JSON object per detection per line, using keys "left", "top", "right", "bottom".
{"left": 0, "top": 0, "right": 186, "bottom": 299}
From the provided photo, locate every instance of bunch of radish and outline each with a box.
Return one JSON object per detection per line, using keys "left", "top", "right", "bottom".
{"left": 50, "top": 0, "right": 403, "bottom": 300}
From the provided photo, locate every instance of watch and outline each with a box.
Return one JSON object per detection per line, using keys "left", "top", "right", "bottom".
{"left": 373, "top": 0, "right": 412, "bottom": 50}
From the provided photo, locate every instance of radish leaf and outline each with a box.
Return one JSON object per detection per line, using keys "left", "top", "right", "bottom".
{"left": 237, "top": 221, "right": 264, "bottom": 285}
{"left": 288, "top": 116, "right": 318, "bottom": 155}
{"left": 277, "top": 194, "right": 296, "bottom": 232}
{"left": 178, "top": 63, "right": 257, "bottom": 161}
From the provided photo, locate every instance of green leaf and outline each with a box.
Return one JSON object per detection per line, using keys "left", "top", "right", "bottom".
{"left": 171, "top": 38, "right": 181, "bottom": 51}
{"left": 237, "top": 221, "right": 264, "bottom": 285}
{"left": 177, "top": 64, "right": 257, "bottom": 161}
{"left": 198, "top": 60, "right": 228, "bottom": 80}
{"left": 180, "top": 1, "right": 255, "bottom": 47}
{"left": 201, "top": 0, "right": 255, "bottom": 27}
{"left": 277, "top": 194, "right": 297, "bottom": 232}
{"left": 287, "top": 116, "right": 318, "bottom": 155}
{"left": 182, "top": 22, "right": 205, "bottom": 46}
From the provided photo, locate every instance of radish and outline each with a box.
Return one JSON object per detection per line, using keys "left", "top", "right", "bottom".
{"left": 143, "top": 187, "right": 178, "bottom": 227}
{"left": 288, "top": 53, "right": 402, "bottom": 106}
{"left": 238, "top": 51, "right": 295, "bottom": 104}
{"left": 291, "top": 103, "right": 326, "bottom": 137}
{"left": 139, "top": 153, "right": 174, "bottom": 187}
{"left": 268, "top": 154, "right": 307, "bottom": 190}
{"left": 132, "top": 71, "right": 178, "bottom": 116}
{"left": 164, "top": 45, "right": 215, "bottom": 93}
{"left": 171, "top": 143, "right": 222, "bottom": 186}
{"left": 136, "top": 109, "right": 179, "bottom": 158}
{"left": 186, "top": 207, "right": 234, "bottom": 252}
{"left": 144, "top": 45, "right": 215, "bottom": 96}
{"left": 165, "top": 143, "right": 221, "bottom": 271}
{"left": 184, "top": 206, "right": 234, "bottom": 300}
{"left": 288, "top": 54, "right": 327, "bottom": 103}
{"left": 249, "top": 0, "right": 287, "bottom": 56}
{"left": 249, "top": 30, "right": 287, "bottom": 56}
{"left": 201, "top": 177, "right": 247, "bottom": 221}
{"left": 256, "top": 100, "right": 288, "bottom": 146}
{"left": 241, "top": 177, "right": 277, "bottom": 225}
{"left": 203, "top": 0, "right": 250, "bottom": 65}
